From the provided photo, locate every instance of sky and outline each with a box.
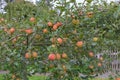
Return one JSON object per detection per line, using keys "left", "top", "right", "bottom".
{"left": 76, "top": 0, "right": 118, "bottom": 3}
{"left": 0, "top": 0, "right": 119, "bottom": 13}
{"left": 27, "top": 0, "right": 118, "bottom": 4}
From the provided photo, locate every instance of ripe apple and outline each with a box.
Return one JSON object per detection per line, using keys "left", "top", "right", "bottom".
{"left": 25, "top": 29, "right": 33, "bottom": 35}
{"left": 47, "top": 21, "right": 53, "bottom": 27}
{"left": 88, "top": 51, "right": 94, "bottom": 57}
{"left": 9, "top": 27, "right": 15, "bottom": 34}
{"left": 48, "top": 53, "right": 56, "bottom": 61}
{"left": 32, "top": 51, "right": 38, "bottom": 58}
{"left": 76, "top": 41, "right": 83, "bottom": 47}
{"left": 30, "top": 17, "right": 35, "bottom": 22}
{"left": 25, "top": 53, "right": 31, "bottom": 59}
{"left": 56, "top": 53, "right": 61, "bottom": 60}
{"left": 53, "top": 24, "right": 58, "bottom": 30}
{"left": 56, "top": 22, "right": 62, "bottom": 27}
{"left": 98, "top": 62, "right": 102, "bottom": 67}
{"left": 57, "top": 38, "right": 63, "bottom": 44}
{"left": 116, "top": 78, "right": 120, "bottom": 80}
{"left": 43, "top": 28, "right": 48, "bottom": 33}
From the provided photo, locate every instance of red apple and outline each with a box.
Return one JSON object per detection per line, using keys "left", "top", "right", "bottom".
{"left": 48, "top": 53, "right": 56, "bottom": 61}
{"left": 76, "top": 41, "right": 83, "bottom": 47}
{"left": 57, "top": 38, "right": 63, "bottom": 44}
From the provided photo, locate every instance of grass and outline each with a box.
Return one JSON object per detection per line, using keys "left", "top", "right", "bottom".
{"left": 0, "top": 74, "right": 46, "bottom": 80}
{"left": 88, "top": 78, "right": 110, "bottom": 80}
{"left": 0, "top": 75, "right": 3, "bottom": 80}
{"left": 29, "top": 75, "right": 46, "bottom": 80}
{"left": 0, "top": 74, "right": 114, "bottom": 80}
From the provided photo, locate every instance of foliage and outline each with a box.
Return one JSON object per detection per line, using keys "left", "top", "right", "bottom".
{"left": 0, "top": 74, "right": 46, "bottom": 80}
{"left": 0, "top": 0, "right": 120, "bottom": 80}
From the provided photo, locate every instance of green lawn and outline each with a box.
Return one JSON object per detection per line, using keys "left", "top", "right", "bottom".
{"left": 0, "top": 75, "right": 3, "bottom": 80}
{"left": 29, "top": 75, "right": 46, "bottom": 80}
{"left": 0, "top": 74, "right": 112, "bottom": 80}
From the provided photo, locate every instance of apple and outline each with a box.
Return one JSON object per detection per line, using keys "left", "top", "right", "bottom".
{"left": 47, "top": 21, "right": 53, "bottom": 27}
{"left": 25, "top": 53, "right": 31, "bottom": 59}
{"left": 76, "top": 41, "right": 83, "bottom": 47}
{"left": 9, "top": 27, "right": 15, "bottom": 34}
{"left": 57, "top": 38, "right": 63, "bottom": 44}
{"left": 89, "top": 51, "right": 94, "bottom": 57}
{"left": 25, "top": 29, "right": 33, "bottom": 35}
{"left": 48, "top": 53, "right": 56, "bottom": 61}
{"left": 93, "top": 37, "right": 98, "bottom": 42}
{"left": 56, "top": 22, "right": 62, "bottom": 27}
{"left": 98, "top": 62, "right": 102, "bottom": 67}
{"left": 56, "top": 53, "right": 61, "bottom": 60}
{"left": 116, "top": 78, "right": 120, "bottom": 80}
{"left": 30, "top": 17, "right": 35, "bottom": 22}
{"left": 32, "top": 52, "right": 38, "bottom": 58}
{"left": 43, "top": 28, "right": 48, "bottom": 33}
{"left": 53, "top": 24, "right": 58, "bottom": 30}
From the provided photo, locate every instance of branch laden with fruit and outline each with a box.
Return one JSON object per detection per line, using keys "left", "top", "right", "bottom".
{"left": 0, "top": 0, "right": 120, "bottom": 80}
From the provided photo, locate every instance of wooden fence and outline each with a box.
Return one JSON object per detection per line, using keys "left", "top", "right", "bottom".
{"left": 96, "top": 49, "right": 120, "bottom": 77}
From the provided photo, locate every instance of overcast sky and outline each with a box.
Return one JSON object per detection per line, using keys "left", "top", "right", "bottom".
{"left": 27, "top": 0, "right": 118, "bottom": 4}
{"left": 0, "top": 0, "right": 118, "bottom": 13}
{"left": 76, "top": 0, "right": 117, "bottom": 3}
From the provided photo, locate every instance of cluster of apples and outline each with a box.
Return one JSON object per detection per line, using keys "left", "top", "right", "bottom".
{"left": 3, "top": 17, "right": 34, "bottom": 35}
{"left": 3, "top": 27, "right": 15, "bottom": 35}
{"left": 25, "top": 51, "right": 38, "bottom": 59}
{"left": 51, "top": 37, "right": 66, "bottom": 45}
{"left": 88, "top": 51, "right": 103, "bottom": 69}
{"left": 71, "top": 11, "right": 93, "bottom": 25}
{"left": 4, "top": 27, "right": 34, "bottom": 36}
{"left": 76, "top": 40, "right": 103, "bottom": 68}
{"left": 48, "top": 53, "right": 67, "bottom": 61}
{"left": 47, "top": 21, "right": 62, "bottom": 30}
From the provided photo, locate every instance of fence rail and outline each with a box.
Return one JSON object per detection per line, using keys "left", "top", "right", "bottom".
{"left": 96, "top": 50, "right": 120, "bottom": 78}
